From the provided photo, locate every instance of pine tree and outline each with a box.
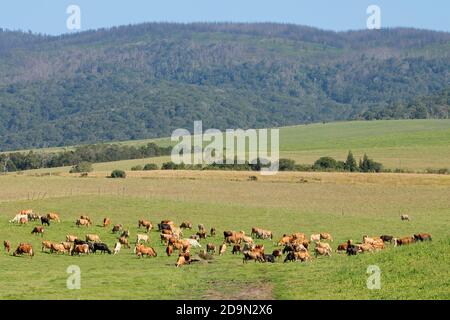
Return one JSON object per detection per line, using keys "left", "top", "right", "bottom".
{"left": 344, "top": 151, "right": 358, "bottom": 172}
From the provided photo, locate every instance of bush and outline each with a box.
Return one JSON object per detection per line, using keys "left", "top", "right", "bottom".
{"left": 359, "top": 154, "right": 383, "bottom": 172}
{"left": 110, "top": 169, "right": 126, "bottom": 178}
{"left": 143, "top": 163, "right": 158, "bottom": 170}
{"left": 131, "top": 165, "right": 143, "bottom": 171}
{"left": 313, "top": 157, "right": 339, "bottom": 171}
{"left": 294, "top": 164, "right": 313, "bottom": 171}
{"left": 69, "top": 162, "right": 93, "bottom": 173}
{"left": 278, "top": 158, "right": 296, "bottom": 171}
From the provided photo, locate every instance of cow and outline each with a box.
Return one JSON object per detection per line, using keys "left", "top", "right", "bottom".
{"left": 9, "top": 214, "right": 28, "bottom": 224}
{"left": 92, "top": 243, "right": 112, "bottom": 254}
{"left": 310, "top": 234, "right": 321, "bottom": 242}
{"left": 120, "top": 229, "right": 130, "bottom": 238}
{"left": 263, "top": 254, "right": 276, "bottom": 263}
{"left": 76, "top": 218, "right": 91, "bottom": 227}
{"left": 80, "top": 215, "right": 92, "bottom": 224}
{"left": 346, "top": 244, "right": 359, "bottom": 256}
{"left": 50, "top": 243, "right": 67, "bottom": 254}
{"left": 139, "top": 220, "right": 153, "bottom": 232}
{"left": 136, "top": 234, "right": 149, "bottom": 244}
{"left": 380, "top": 235, "right": 394, "bottom": 243}
{"left": 314, "top": 247, "right": 331, "bottom": 257}
{"left": 284, "top": 252, "right": 296, "bottom": 262}
{"left": 357, "top": 243, "right": 374, "bottom": 253}
{"left": 320, "top": 233, "right": 333, "bottom": 242}
{"left": 180, "top": 221, "right": 192, "bottom": 229}
{"left": 112, "top": 224, "right": 123, "bottom": 233}
{"left": 160, "top": 233, "right": 173, "bottom": 245}
{"left": 198, "top": 224, "right": 206, "bottom": 233}
{"left": 119, "top": 236, "right": 130, "bottom": 248}
{"left": 103, "top": 218, "right": 111, "bottom": 227}
{"left": 223, "top": 230, "right": 234, "bottom": 239}
{"left": 71, "top": 244, "right": 89, "bottom": 256}
{"left": 113, "top": 242, "right": 121, "bottom": 255}
{"left": 31, "top": 226, "right": 44, "bottom": 236}
{"left": 219, "top": 242, "right": 227, "bottom": 256}
{"left": 61, "top": 242, "right": 72, "bottom": 252}
{"left": 414, "top": 233, "right": 432, "bottom": 242}
{"left": 40, "top": 216, "right": 50, "bottom": 226}
{"left": 336, "top": 240, "right": 351, "bottom": 253}
{"left": 394, "top": 236, "right": 415, "bottom": 246}
{"left": 242, "top": 235, "right": 254, "bottom": 244}
{"left": 19, "top": 217, "right": 28, "bottom": 224}
{"left": 242, "top": 250, "right": 264, "bottom": 263}
{"left": 41, "top": 240, "right": 54, "bottom": 252}
{"left": 401, "top": 214, "right": 410, "bottom": 221}
{"left": 371, "top": 239, "right": 385, "bottom": 251}
{"left": 66, "top": 235, "right": 78, "bottom": 242}
{"left": 278, "top": 235, "right": 293, "bottom": 246}
{"left": 272, "top": 249, "right": 282, "bottom": 259}
{"left": 27, "top": 213, "right": 40, "bottom": 221}
{"left": 166, "top": 245, "right": 174, "bottom": 257}
{"left": 13, "top": 243, "right": 34, "bottom": 257}
{"left": 197, "top": 231, "right": 207, "bottom": 240}
{"left": 47, "top": 213, "right": 61, "bottom": 222}
{"left": 175, "top": 252, "right": 191, "bottom": 267}
{"left": 135, "top": 244, "right": 157, "bottom": 258}
{"left": 4, "top": 240, "right": 10, "bottom": 253}
{"left": 85, "top": 234, "right": 100, "bottom": 242}
{"left": 231, "top": 244, "right": 241, "bottom": 255}
{"left": 315, "top": 242, "right": 332, "bottom": 253}
{"left": 206, "top": 243, "right": 216, "bottom": 254}
{"left": 210, "top": 227, "right": 216, "bottom": 237}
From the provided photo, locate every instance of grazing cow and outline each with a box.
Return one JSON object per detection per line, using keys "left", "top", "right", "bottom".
{"left": 346, "top": 244, "right": 359, "bottom": 256}
{"left": 401, "top": 214, "right": 410, "bottom": 221}
{"left": 232, "top": 244, "right": 241, "bottom": 255}
{"left": 166, "top": 245, "right": 174, "bottom": 257}
{"left": 135, "top": 244, "right": 157, "bottom": 258}
{"left": 242, "top": 250, "right": 264, "bottom": 263}
{"left": 50, "top": 243, "right": 67, "bottom": 254}
{"left": 278, "top": 235, "right": 293, "bottom": 246}
{"left": 19, "top": 217, "right": 28, "bottom": 224}
{"left": 296, "top": 251, "right": 311, "bottom": 262}
{"left": 190, "top": 234, "right": 200, "bottom": 241}
{"left": 175, "top": 252, "right": 191, "bottom": 267}
{"left": 242, "top": 235, "right": 254, "bottom": 244}
{"left": 263, "top": 254, "right": 276, "bottom": 263}
{"left": 186, "top": 239, "right": 202, "bottom": 248}
{"left": 71, "top": 244, "right": 89, "bottom": 256}
{"left": 76, "top": 218, "right": 91, "bottom": 227}
{"left": 219, "top": 242, "right": 227, "bottom": 255}
{"left": 414, "top": 233, "right": 432, "bottom": 242}
{"left": 320, "top": 233, "right": 333, "bottom": 242}
{"left": 223, "top": 230, "right": 234, "bottom": 239}
{"left": 336, "top": 240, "right": 351, "bottom": 253}
{"left": 47, "top": 213, "right": 61, "bottom": 222}
{"left": 395, "top": 236, "right": 415, "bottom": 246}
{"left": 113, "top": 242, "right": 121, "bottom": 255}
{"left": 40, "top": 216, "right": 50, "bottom": 226}
{"left": 118, "top": 236, "right": 131, "bottom": 248}
{"left": 80, "top": 215, "right": 92, "bottom": 224}
{"left": 272, "top": 249, "right": 282, "bottom": 259}
{"left": 138, "top": 219, "right": 153, "bottom": 230}
{"left": 27, "top": 213, "right": 40, "bottom": 221}
{"left": 61, "top": 242, "right": 72, "bottom": 252}
{"left": 92, "top": 243, "right": 112, "bottom": 254}
{"left": 120, "top": 229, "right": 130, "bottom": 238}
{"left": 180, "top": 221, "right": 192, "bottom": 229}
{"left": 13, "top": 243, "right": 34, "bottom": 257}
{"left": 4, "top": 240, "right": 11, "bottom": 253}
{"left": 310, "top": 234, "right": 321, "bottom": 242}
{"left": 197, "top": 231, "right": 207, "bottom": 240}
{"left": 371, "top": 239, "right": 385, "bottom": 251}
{"left": 112, "top": 224, "right": 123, "bottom": 233}
{"left": 315, "top": 242, "right": 332, "bottom": 253}
{"left": 103, "top": 218, "right": 111, "bottom": 227}
{"left": 41, "top": 240, "right": 54, "bottom": 252}
{"left": 85, "top": 234, "right": 100, "bottom": 242}
{"left": 206, "top": 243, "right": 216, "bottom": 254}
{"left": 31, "top": 226, "right": 44, "bottom": 236}
{"left": 136, "top": 234, "right": 149, "bottom": 244}
{"left": 357, "top": 243, "right": 374, "bottom": 253}
{"left": 9, "top": 214, "right": 28, "bottom": 224}
{"left": 284, "top": 252, "right": 296, "bottom": 262}
{"left": 198, "top": 224, "right": 206, "bottom": 233}
{"left": 225, "top": 235, "right": 240, "bottom": 244}
{"left": 314, "top": 247, "right": 331, "bottom": 257}
{"left": 380, "top": 235, "right": 394, "bottom": 243}
{"left": 66, "top": 235, "right": 78, "bottom": 242}
{"left": 210, "top": 227, "right": 216, "bottom": 237}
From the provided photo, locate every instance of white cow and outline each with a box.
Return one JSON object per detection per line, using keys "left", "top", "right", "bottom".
{"left": 185, "top": 239, "right": 202, "bottom": 248}
{"left": 113, "top": 242, "right": 121, "bottom": 255}
{"left": 136, "top": 234, "right": 149, "bottom": 244}
{"left": 9, "top": 214, "right": 28, "bottom": 223}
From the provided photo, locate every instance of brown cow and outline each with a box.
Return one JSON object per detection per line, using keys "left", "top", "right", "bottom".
{"left": 219, "top": 242, "right": 227, "bottom": 255}
{"left": 50, "top": 243, "right": 67, "bottom": 254}
{"left": 166, "top": 245, "right": 174, "bottom": 257}
{"left": 336, "top": 240, "right": 351, "bottom": 253}
{"left": 103, "top": 217, "right": 111, "bottom": 227}
{"left": 206, "top": 243, "right": 216, "bottom": 254}
{"left": 31, "top": 226, "right": 44, "bottom": 236}
{"left": 61, "top": 242, "right": 72, "bottom": 252}
{"left": 138, "top": 220, "right": 152, "bottom": 232}
{"left": 85, "top": 234, "right": 100, "bottom": 242}
{"left": 395, "top": 236, "right": 415, "bottom": 246}
{"left": 320, "top": 233, "right": 333, "bottom": 242}
{"left": 119, "top": 236, "right": 131, "bottom": 248}
{"left": 71, "top": 244, "right": 89, "bottom": 255}
{"left": 210, "top": 227, "right": 216, "bottom": 237}
{"left": 175, "top": 252, "right": 191, "bottom": 267}
{"left": 80, "top": 215, "right": 92, "bottom": 224}
{"left": 135, "top": 244, "right": 157, "bottom": 258}
{"left": 76, "top": 218, "right": 91, "bottom": 227}
{"left": 66, "top": 235, "right": 78, "bottom": 242}
{"left": 112, "top": 224, "right": 123, "bottom": 233}
{"left": 272, "top": 249, "right": 282, "bottom": 259}
{"left": 13, "top": 243, "right": 34, "bottom": 257}
{"left": 414, "top": 233, "right": 432, "bottom": 242}
{"left": 47, "top": 213, "right": 61, "bottom": 222}
{"left": 41, "top": 240, "right": 54, "bottom": 252}
{"left": 197, "top": 231, "right": 207, "bottom": 240}
{"left": 180, "top": 221, "right": 192, "bottom": 229}
{"left": 4, "top": 240, "right": 11, "bottom": 253}
{"left": 232, "top": 244, "right": 241, "bottom": 255}
{"left": 314, "top": 247, "right": 331, "bottom": 257}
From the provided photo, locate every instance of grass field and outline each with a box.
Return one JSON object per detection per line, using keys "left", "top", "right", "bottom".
{"left": 0, "top": 171, "right": 449, "bottom": 300}
{"left": 21, "top": 119, "right": 450, "bottom": 175}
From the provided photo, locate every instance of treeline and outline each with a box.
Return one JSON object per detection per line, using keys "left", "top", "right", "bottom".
{"left": 153, "top": 151, "right": 384, "bottom": 173}
{"left": 0, "top": 143, "right": 171, "bottom": 172}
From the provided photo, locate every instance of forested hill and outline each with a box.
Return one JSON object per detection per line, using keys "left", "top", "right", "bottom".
{"left": 0, "top": 23, "right": 449, "bottom": 151}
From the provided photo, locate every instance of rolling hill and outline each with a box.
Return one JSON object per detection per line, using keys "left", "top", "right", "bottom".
{"left": 0, "top": 23, "right": 449, "bottom": 151}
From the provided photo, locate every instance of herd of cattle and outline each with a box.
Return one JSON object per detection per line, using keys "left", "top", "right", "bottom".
{"left": 4, "top": 210, "right": 432, "bottom": 267}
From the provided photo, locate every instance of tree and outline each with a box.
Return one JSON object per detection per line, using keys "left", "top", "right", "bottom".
{"left": 359, "top": 154, "right": 383, "bottom": 172}
{"left": 344, "top": 151, "right": 358, "bottom": 172}
{"left": 313, "top": 157, "right": 338, "bottom": 171}
{"left": 143, "top": 163, "right": 158, "bottom": 170}
{"left": 278, "top": 158, "right": 296, "bottom": 171}
{"left": 69, "top": 162, "right": 93, "bottom": 173}
{"left": 110, "top": 169, "right": 126, "bottom": 178}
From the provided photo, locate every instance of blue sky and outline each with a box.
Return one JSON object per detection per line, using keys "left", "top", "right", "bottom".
{"left": 1, "top": 0, "right": 449, "bottom": 35}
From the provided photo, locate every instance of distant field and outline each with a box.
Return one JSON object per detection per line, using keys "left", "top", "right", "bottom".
{"left": 22, "top": 119, "right": 450, "bottom": 174}
{"left": 0, "top": 171, "right": 449, "bottom": 299}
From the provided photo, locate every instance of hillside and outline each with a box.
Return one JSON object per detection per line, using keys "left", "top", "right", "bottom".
{"left": 17, "top": 120, "right": 450, "bottom": 173}
{"left": 0, "top": 23, "right": 449, "bottom": 151}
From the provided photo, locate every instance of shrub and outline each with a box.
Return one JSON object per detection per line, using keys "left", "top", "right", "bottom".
{"left": 278, "top": 158, "right": 296, "bottom": 171}
{"left": 143, "top": 163, "right": 158, "bottom": 170}
{"left": 313, "top": 157, "right": 339, "bottom": 171}
{"left": 69, "top": 162, "right": 93, "bottom": 173}
{"left": 359, "top": 154, "right": 383, "bottom": 172}
{"left": 131, "top": 165, "right": 143, "bottom": 171}
{"left": 110, "top": 169, "right": 126, "bottom": 178}
{"left": 294, "top": 164, "right": 313, "bottom": 171}
{"left": 344, "top": 151, "right": 359, "bottom": 172}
